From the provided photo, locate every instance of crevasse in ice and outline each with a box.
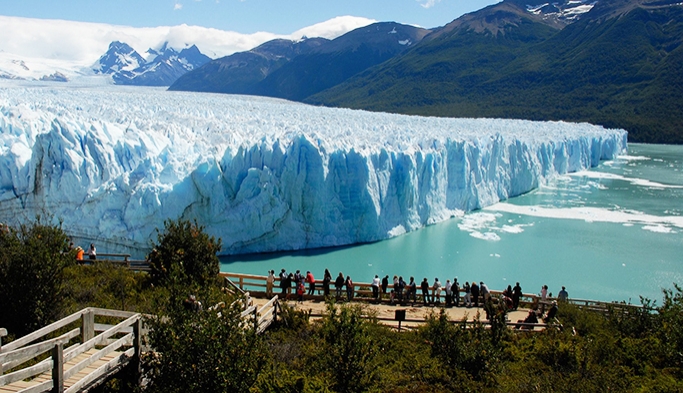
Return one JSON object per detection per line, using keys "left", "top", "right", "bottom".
{"left": 0, "top": 85, "right": 627, "bottom": 255}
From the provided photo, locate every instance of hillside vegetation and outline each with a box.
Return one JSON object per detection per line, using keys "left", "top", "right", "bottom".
{"left": 2, "top": 219, "right": 683, "bottom": 392}
{"left": 309, "top": 4, "right": 683, "bottom": 144}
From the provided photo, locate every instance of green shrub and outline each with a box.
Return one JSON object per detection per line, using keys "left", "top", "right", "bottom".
{"left": 0, "top": 219, "right": 74, "bottom": 337}
{"left": 147, "top": 219, "right": 222, "bottom": 288}
{"left": 143, "top": 290, "right": 266, "bottom": 393}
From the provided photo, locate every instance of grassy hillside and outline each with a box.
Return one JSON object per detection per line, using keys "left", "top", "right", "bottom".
{"left": 309, "top": 6, "right": 683, "bottom": 143}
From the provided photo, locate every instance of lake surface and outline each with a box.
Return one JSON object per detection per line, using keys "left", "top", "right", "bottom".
{"left": 221, "top": 143, "right": 683, "bottom": 304}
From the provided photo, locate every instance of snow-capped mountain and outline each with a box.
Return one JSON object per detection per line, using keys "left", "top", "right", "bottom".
{"left": 92, "top": 41, "right": 212, "bottom": 86}
{"left": 523, "top": 0, "right": 597, "bottom": 24}
{"left": 0, "top": 85, "right": 627, "bottom": 256}
{"left": 91, "top": 41, "right": 146, "bottom": 75}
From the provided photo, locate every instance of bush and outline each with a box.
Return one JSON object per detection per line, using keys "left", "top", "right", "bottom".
{"left": 0, "top": 219, "right": 74, "bottom": 337}
{"left": 319, "top": 301, "right": 379, "bottom": 393}
{"left": 147, "top": 219, "right": 222, "bottom": 288}
{"left": 143, "top": 289, "right": 267, "bottom": 393}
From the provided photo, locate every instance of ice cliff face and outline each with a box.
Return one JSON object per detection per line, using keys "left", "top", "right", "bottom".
{"left": 0, "top": 84, "right": 627, "bottom": 256}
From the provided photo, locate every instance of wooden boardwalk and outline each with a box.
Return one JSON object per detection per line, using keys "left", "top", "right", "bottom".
{"left": 0, "top": 308, "right": 141, "bottom": 393}
{"left": 0, "top": 295, "right": 279, "bottom": 393}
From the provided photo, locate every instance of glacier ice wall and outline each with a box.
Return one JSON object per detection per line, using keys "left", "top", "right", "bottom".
{"left": 0, "top": 84, "right": 627, "bottom": 256}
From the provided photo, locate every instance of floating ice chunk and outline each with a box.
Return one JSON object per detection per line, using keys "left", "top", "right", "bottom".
{"left": 471, "top": 232, "right": 500, "bottom": 241}
{"left": 569, "top": 171, "right": 683, "bottom": 189}
{"left": 486, "top": 203, "right": 683, "bottom": 229}
{"left": 642, "top": 225, "right": 675, "bottom": 234}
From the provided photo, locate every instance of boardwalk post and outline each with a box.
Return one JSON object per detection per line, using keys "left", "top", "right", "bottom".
{"left": 82, "top": 309, "right": 95, "bottom": 343}
{"left": 52, "top": 342, "right": 64, "bottom": 393}
{"left": 273, "top": 301, "right": 280, "bottom": 323}
{"left": 0, "top": 327, "right": 6, "bottom": 353}
{"left": 132, "top": 317, "right": 142, "bottom": 379}
{"left": 0, "top": 328, "right": 5, "bottom": 375}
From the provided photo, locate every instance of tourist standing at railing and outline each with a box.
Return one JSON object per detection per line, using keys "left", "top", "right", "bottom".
{"left": 433, "top": 278, "right": 442, "bottom": 305}
{"left": 335, "top": 272, "right": 345, "bottom": 298}
{"left": 445, "top": 279, "right": 452, "bottom": 307}
{"left": 407, "top": 277, "right": 417, "bottom": 305}
{"left": 541, "top": 285, "right": 548, "bottom": 301}
{"left": 266, "top": 270, "right": 275, "bottom": 297}
{"left": 421, "top": 278, "right": 431, "bottom": 305}
{"left": 453, "top": 278, "right": 460, "bottom": 307}
{"left": 88, "top": 243, "right": 97, "bottom": 260}
{"left": 393, "top": 275, "right": 399, "bottom": 297}
{"left": 371, "top": 275, "right": 380, "bottom": 300}
{"left": 397, "top": 276, "right": 406, "bottom": 302}
{"left": 279, "top": 269, "right": 288, "bottom": 295}
{"left": 381, "top": 275, "right": 389, "bottom": 298}
{"left": 286, "top": 273, "right": 294, "bottom": 299}
{"left": 512, "top": 282, "right": 522, "bottom": 310}
{"left": 306, "top": 271, "right": 316, "bottom": 296}
{"left": 480, "top": 282, "right": 490, "bottom": 303}
{"left": 463, "top": 282, "right": 472, "bottom": 307}
{"left": 345, "top": 275, "right": 354, "bottom": 302}
{"left": 558, "top": 286, "right": 568, "bottom": 302}
{"left": 297, "top": 279, "right": 305, "bottom": 302}
{"left": 471, "top": 281, "right": 480, "bottom": 307}
{"left": 76, "top": 246, "right": 84, "bottom": 262}
{"left": 323, "top": 269, "right": 332, "bottom": 297}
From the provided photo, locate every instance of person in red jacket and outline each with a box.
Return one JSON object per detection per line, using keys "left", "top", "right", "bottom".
{"left": 306, "top": 271, "right": 316, "bottom": 296}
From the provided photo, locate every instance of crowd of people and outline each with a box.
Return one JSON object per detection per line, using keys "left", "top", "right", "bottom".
{"left": 263, "top": 268, "right": 569, "bottom": 315}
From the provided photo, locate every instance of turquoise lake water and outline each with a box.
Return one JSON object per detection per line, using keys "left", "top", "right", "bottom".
{"left": 221, "top": 143, "right": 683, "bottom": 304}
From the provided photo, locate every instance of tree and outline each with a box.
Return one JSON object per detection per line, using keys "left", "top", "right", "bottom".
{"left": 319, "top": 301, "right": 378, "bottom": 393}
{"left": 142, "top": 290, "right": 267, "bottom": 393}
{"left": 147, "top": 219, "right": 222, "bottom": 287}
{"left": 0, "top": 219, "right": 74, "bottom": 337}
{"left": 658, "top": 284, "right": 683, "bottom": 373}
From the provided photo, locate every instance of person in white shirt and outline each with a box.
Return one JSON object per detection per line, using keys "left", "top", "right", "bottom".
{"left": 88, "top": 243, "right": 97, "bottom": 260}
{"left": 266, "top": 270, "right": 275, "bottom": 297}
{"left": 432, "top": 278, "right": 442, "bottom": 304}
{"left": 445, "top": 279, "right": 452, "bottom": 307}
{"left": 371, "top": 275, "right": 381, "bottom": 300}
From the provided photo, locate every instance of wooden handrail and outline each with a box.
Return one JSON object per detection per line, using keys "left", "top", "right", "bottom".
{"left": 219, "top": 271, "right": 643, "bottom": 312}
{"left": 0, "top": 308, "right": 144, "bottom": 392}
{"left": 0, "top": 308, "right": 87, "bottom": 353}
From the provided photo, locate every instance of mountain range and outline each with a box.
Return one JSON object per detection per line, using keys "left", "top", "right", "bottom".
{"left": 169, "top": 22, "right": 430, "bottom": 101}
{"left": 171, "top": 0, "right": 683, "bottom": 144}
{"left": 92, "top": 41, "right": 212, "bottom": 86}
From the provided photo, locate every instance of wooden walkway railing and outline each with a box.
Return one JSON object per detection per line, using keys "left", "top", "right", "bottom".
{"left": 0, "top": 308, "right": 142, "bottom": 393}
{"left": 219, "top": 272, "right": 642, "bottom": 314}
{"left": 79, "top": 253, "right": 150, "bottom": 272}
{"left": 0, "top": 297, "right": 279, "bottom": 393}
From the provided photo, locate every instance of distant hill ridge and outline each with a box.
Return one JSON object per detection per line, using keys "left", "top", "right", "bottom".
{"left": 308, "top": 0, "right": 683, "bottom": 143}
{"left": 170, "top": 0, "right": 683, "bottom": 143}
{"left": 169, "top": 22, "right": 430, "bottom": 101}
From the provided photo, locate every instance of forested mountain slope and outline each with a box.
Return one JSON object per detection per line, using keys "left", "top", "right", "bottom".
{"left": 308, "top": 0, "right": 683, "bottom": 143}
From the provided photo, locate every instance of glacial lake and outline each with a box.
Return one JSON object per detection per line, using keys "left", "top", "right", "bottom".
{"left": 221, "top": 143, "right": 683, "bottom": 304}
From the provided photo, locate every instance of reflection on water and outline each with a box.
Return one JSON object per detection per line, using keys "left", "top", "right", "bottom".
{"left": 222, "top": 144, "right": 683, "bottom": 303}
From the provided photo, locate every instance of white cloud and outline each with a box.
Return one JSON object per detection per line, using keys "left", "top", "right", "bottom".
{"left": 174, "top": 2, "right": 183, "bottom": 10}
{"left": 291, "top": 15, "right": 376, "bottom": 40}
{"left": 0, "top": 14, "right": 375, "bottom": 78}
{"left": 417, "top": 0, "right": 442, "bottom": 9}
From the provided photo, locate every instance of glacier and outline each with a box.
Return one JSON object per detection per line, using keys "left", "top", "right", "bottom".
{"left": 0, "top": 84, "right": 627, "bottom": 256}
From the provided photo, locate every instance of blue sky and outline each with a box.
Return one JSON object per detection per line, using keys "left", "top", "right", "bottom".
{"left": 1, "top": 0, "right": 499, "bottom": 33}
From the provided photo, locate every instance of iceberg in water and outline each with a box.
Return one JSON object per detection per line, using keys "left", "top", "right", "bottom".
{"left": 0, "top": 84, "right": 627, "bottom": 256}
